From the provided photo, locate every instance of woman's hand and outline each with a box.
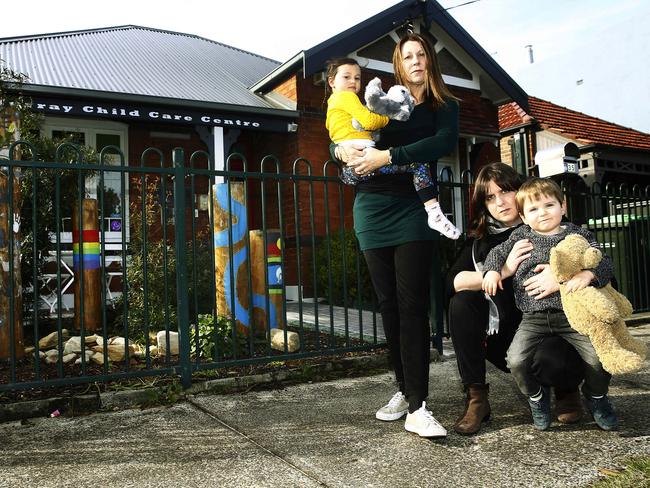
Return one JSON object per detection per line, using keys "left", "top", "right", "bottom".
{"left": 345, "top": 147, "right": 390, "bottom": 175}
{"left": 565, "top": 270, "right": 595, "bottom": 293}
{"left": 523, "top": 264, "right": 560, "bottom": 299}
{"left": 501, "top": 239, "right": 533, "bottom": 279}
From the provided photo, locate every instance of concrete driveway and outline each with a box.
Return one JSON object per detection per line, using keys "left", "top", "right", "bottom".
{"left": 1, "top": 325, "right": 649, "bottom": 488}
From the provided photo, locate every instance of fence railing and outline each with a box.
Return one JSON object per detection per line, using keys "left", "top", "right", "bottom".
{"left": 0, "top": 142, "right": 648, "bottom": 394}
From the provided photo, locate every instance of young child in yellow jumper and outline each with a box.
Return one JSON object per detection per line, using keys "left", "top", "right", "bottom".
{"left": 325, "top": 57, "right": 460, "bottom": 239}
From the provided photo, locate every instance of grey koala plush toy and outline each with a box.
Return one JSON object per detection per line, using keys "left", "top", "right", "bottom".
{"left": 352, "top": 77, "right": 415, "bottom": 132}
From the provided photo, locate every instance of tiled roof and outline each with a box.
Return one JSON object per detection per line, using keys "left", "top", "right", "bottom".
{"left": 499, "top": 96, "right": 650, "bottom": 151}
{"left": 0, "top": 25, "right": 280, "bottom": 108}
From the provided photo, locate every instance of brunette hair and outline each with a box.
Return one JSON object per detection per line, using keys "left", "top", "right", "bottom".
{"left": 515, "top": 177, "right": 564, "bottom": 213}
{"left": 324, "top": 57, "right": 360, "bottom": 94}
{"left": 392, "top": 33, "right": 459, "bottom": 108}
{"left": 469, "top": 162, "right": 525, "bottom": 238}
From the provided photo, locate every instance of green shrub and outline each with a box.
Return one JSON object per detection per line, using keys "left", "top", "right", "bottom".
{"left": 113, "top": 176, "right": 177, "bottom": 340}
{"left": 315, "top": 230, "right": 374, "bottom": 308}
{"left": 189, "top": 314, "right": 247, "bottom": 360}
{"left": 118, "top": 240, "right": 178, "bottom": 341}
{"left": 186, "top": 238, "right": 215, "bottom": 317}
{"left": 113, "top": 175, "right": 216, "bottom": 340}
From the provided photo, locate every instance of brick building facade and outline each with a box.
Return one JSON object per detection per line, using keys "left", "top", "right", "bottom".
{"left": 1, "top": 0, "right": 531, "bottom": 294}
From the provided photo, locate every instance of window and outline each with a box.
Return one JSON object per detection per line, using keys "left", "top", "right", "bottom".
{"left": 511, "top": 132, "right": 530, "bottom": 176}
{"left": 42, "top": 117, "right": 129, "bottom": 243}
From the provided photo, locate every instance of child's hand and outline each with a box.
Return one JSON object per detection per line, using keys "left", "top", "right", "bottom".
{"left": 501, "top": 239, "right": 533, "bottom": 278}
{"left": 334, "top": 144, "right": 365, "bottom": 164}
{"left": 482, "top": 271, "right": 502, "bottom": 296}
{"left": 564, "top": 270, "right": 595, "bottom": 293}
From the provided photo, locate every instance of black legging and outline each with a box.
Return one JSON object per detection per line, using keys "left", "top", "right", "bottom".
{"left": 364, "top": 240, "right": 433, "bottom": 412}
{"left": 449, "top": 290, "right": 584, "bottom": 390}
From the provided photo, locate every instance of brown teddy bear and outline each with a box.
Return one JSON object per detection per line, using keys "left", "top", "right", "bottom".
{"left": 549, "top": 234, "right": 647, "bottom": 375}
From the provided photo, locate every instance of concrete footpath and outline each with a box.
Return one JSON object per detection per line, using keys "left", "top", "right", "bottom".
{"left": 0, "top": 324, "right": 649, "bottom": 488}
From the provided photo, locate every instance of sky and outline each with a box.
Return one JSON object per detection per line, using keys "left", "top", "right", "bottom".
{"left": 2, "top": 0, "right": 649, "bottom": 132}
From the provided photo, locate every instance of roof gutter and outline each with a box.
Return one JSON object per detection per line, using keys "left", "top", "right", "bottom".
{"left": 9, "top": 83, "right": 299, "bottom": 119}
{"left": 499, "top": 120, "right": 537, "bottom": 136}
{"left": 580, "top": 142, "right": 650, "bottom": 156}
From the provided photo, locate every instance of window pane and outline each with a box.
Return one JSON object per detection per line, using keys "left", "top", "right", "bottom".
{"left": 357, "top": 35, "right": 395, "bottom": 63}
{"left": 95, "top": 133, "right": 124, "bottom": 220}
{"left": 96, "top": 133, "right": 122, "bottom": 163}
{"left": 438, "top": 48, "right": 472, "bottom": 80}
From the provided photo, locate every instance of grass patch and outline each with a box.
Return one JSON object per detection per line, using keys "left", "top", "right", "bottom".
{"left": 590, "top": 457, "right": 650, "bottom": 487}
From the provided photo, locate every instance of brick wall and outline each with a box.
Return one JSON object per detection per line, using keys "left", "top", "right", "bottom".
{"left": 452, "top": 87, "right": 500, "bottom": 137}
{"left": 272, "top": 77, "right": 298, "bottom": 102}
{"left": 500, "top": 135, "right": 513, "bottom": 165}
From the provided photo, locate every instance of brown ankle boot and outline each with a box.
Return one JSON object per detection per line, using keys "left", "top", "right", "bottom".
{"left": 555, "top": 388, "right": 583, "bottom": 424}
{"left": 453, "top": 383, "right": 491, "bottom": 435}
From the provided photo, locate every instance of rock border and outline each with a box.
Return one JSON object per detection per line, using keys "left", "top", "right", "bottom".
{"left": 0, "top": 351, "right": 395, "bottom": 423}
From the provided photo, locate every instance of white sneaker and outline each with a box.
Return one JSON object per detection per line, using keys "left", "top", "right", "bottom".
{"left": 404, "top": 402, "right": 447, "bottom": 438}
{"left": 375, "top": 391, "right": 409, "bottom": 421}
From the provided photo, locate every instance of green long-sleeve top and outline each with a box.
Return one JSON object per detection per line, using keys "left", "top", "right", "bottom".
{"left": 329, "top": 99, "right": 458, "bottom": 250}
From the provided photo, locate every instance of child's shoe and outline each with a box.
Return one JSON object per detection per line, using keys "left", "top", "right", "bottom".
{"left": 425, "top": 202, "right": 460, "bottom": 239}
{"left": 528, "top": 386, "right": 552, "bottom": 430}
{"left": 583, "top": 393, "right": 618, "bottom": 431}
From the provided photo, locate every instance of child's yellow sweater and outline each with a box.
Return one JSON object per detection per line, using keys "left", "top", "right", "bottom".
{"left": 326, "top": 91, "right": 389, "bottom": 144}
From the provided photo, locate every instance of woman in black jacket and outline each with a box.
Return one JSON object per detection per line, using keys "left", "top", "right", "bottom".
{"left": 447, "top": 162, "right": 584, "bottom": 435}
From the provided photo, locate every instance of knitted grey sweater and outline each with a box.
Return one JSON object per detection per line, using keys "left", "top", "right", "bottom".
{"left": 483, "top": 222, "right": 614, "bottom": 312}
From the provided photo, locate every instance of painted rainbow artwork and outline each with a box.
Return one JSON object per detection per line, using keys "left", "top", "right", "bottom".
{"left": 72, "top": 229, "right": 101, "bottom": 270}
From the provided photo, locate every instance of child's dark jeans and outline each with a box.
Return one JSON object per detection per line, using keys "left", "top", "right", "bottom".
{"left": 506, "top": 309, "right": 611, "bottom": 398}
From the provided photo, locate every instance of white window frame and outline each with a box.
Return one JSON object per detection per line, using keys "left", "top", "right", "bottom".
{"left": 42, "top": 116, "right": 130, "bottom": 245}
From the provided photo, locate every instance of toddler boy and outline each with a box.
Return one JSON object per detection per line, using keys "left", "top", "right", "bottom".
{"left": 482, "top": 178, "right": 618, "bottom": 431}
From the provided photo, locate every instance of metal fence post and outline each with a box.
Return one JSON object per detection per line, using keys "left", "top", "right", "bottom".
{"left": 173, "top": 148, "right": 192, "bottom": 388}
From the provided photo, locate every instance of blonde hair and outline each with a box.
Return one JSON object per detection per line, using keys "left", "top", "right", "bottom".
{"left": 392, "top": 33, "right": 459, "bottom": 108}
{"left": 515, "top": 177, "right": 564, "bottom": 213}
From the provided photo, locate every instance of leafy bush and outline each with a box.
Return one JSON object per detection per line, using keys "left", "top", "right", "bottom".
{"left": 315, "top": 230, "right": 374, "bottom": 308}
{"left": 114, "top": 176, "right": 217, "bottom": 341}
{"left": 186, "top": 237, "right": 215, "bottom": 317}
{"left": 189, "top": 313, "right": 247, "bottom": 360}
{"left": 114, "top": 176, "right": 177, "bottom": 340}
{"left": 2, "top": 63, "right": 99, "bottom": 312}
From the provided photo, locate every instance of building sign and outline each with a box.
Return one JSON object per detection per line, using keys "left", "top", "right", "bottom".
{"left": 29, "top": 96, "right": 294, "bottom": 133}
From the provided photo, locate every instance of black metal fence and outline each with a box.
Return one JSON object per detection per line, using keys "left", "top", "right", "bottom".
{"left": 0, "top": 142, "right": 648, "bottom": 394}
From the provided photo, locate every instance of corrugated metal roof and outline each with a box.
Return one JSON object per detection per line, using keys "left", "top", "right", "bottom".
{"left": 0, "top": 25, "right": 280, "bottom": 109}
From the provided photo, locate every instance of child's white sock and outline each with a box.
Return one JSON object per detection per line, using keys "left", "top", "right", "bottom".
{"left": 529, "top": 388, "right": 543, "bottom": 402}
{"left": 425, "top": 202, "right": 460, "bottom": 240}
